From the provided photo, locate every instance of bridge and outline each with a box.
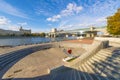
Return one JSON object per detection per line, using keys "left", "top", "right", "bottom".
{"left": 47, "top": 27, "right": 108, "bottom": 38}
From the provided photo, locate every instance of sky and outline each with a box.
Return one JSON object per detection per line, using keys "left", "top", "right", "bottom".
{"left": 0, "top": 0, "right": 120, "bottom": 33}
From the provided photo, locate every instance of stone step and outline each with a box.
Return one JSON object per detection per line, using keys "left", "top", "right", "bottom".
{"left": 94, "top": 55, "right": 120, "bottom": 64}
{"left": 88, "top": 59, "right": 108, "bottom": 77}
{"left": 103, "top": 47, "right": 118, "bottom": 52}
{"left": 0, "top": 52, "right": 23, "bottom": 64}
{"left": 86, "top": 60, "right": 109, "bottom": 80}
{"left": 93, "top": 55, "right": 120, "bottom": 73}
{"left": 68, "top": 69, "right": 74, "bottom": 80}
{"left": 84, "top": 62, "right": 101, "bottom": 80}
{"left": 95, "top": 63, "right": 119, "bottom": 80}
{"left": 75, "top": 69, "right": 82, "bottom": 80}
{"left": 0, "top": 52, "right": 27, "bottom": 69}
{"left": 96, "top": 51, "right": 112, "bottom": 57}
{"left": 95, "top": 53, "right": 120, "bottom": 64}
{"left": 98, "top": 50, "right": 120, "bottom": 57}
{"left": 73, "top": 69, "right": 78, "bottom": 80}
{"left": 0, "top": 48, "right": 33, "bottom": 61}
{"left": 0, "top": 51, "right": 20, "bottom": 61}
{"left": 96, "top": 51, "right": 118, "bottom": 58}
{"left": 73, "top": 66, "right": 82, "bottom": 80}
{"left": 0, "top": 50, "right": 29, "bottom": 63}
{"left": 92, "top": 57, "right": 120, "bottom": 74}
{"left": 105, "top": 48, "right": 120, "bottom": 52}
{"left": 91, "top": 58, "right": 119, "bottom": 80}
{"left": 0, "top": 49, "right": 22, "bottom": 58}
{"left": 0, "top": 50, "right": 30, "bottom": 70}
{"left": 94, "top": 53, "right": 120, "bottom": 67}
{"left": 79, "top": 66, "right": 87, "bottom": 80}
{"left": 80, "top": 64, "right": 93, "bottom": 80}
{"left": 50, "top": 68, "right": 74, "bottom": 80}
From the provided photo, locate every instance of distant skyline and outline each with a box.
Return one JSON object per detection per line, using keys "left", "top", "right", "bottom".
{"left": 0, "top": 0, "right": 120, "bottom": 33}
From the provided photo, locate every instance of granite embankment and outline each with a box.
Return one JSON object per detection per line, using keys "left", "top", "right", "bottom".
{"left": 0, "top": 41, "right": 86, "bottom": 80}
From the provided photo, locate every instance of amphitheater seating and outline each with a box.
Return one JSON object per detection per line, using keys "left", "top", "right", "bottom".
{"left": 49, "top": 42, "right": 120, "bottom": 80}
{"left": 0, "top": 41, "right": 120, "bottom": 80}
{"left": 0, "top": 44, "right": 52, "bottom": 70}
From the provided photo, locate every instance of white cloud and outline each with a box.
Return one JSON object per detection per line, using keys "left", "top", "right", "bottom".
{"left": 60, "top": 24, "right": 73, "bottom": 29}
{"left": 32, "top": 28, "right": 49, "bottom": 33}
{"left": 8, "top": 25, "right": 19, "bottom": 31}
{"left": 59, "top": 23, "right": 93, "bottom": 30}
{"left": 57, "top": 0, "right": 120, "bottom": 30}
{"left": 0, "top": 24, "right": 19, "bottom": 31}
{"left": 0, "top": 0, "right": 28, "bottom": 18}
{"left": 47, "top": 15, "right": 61, "bottom": 22}
{"left": 61, "top": 3, "right": 83, "bottom": 16}
{"left": 47, "top": 3, "right": 83, "bottom": 22}
{"left": 89, "top": 0, "right": 120, "bottom": 16}
{"left": 0, "top": 16, "right": 11, "bottom": 25}
{"left": 58, "top": 15, "right": 107, "bottom": 30}
{"left": 1, "top": 23, "right": 28, "bottom": 31}
{"left": 0, "top": 16, "right": 29, "bottom": 31}
{"left": 96, "top": 17, "right": 107, "bottom": 22}
{"left": 18, "top": 22, "right": 28, "bottom": 26}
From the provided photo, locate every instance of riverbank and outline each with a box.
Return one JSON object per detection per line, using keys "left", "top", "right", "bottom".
{"left": 1, "top": 38, "right": 119, "bottom": 80}
{"left": 0, "top": 43, "right": 52, "bottom": 55}
{"left": 0, "top": 38, "right": 95, "bottom": 79}
{"left": 0, "top": 38, "right": 93, "bottom": 56}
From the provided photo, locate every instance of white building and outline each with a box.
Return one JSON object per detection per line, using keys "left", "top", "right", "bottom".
{"left": 51, "top": 28, "right": 57, "bottom": 33}
{"left": 48, "top": 28, "right": 57, "bottom": 38}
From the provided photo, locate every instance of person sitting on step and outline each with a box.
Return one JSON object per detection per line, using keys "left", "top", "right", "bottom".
{"left": 67, "top": 48, "right": 72, "bottom": 54}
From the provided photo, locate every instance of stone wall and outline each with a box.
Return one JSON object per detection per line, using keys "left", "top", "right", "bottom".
{"left": 95, "top": 37, "right": 120, "bottom": 43}
{"left": 56, "top": 42, "right": 91, "bottom": 50}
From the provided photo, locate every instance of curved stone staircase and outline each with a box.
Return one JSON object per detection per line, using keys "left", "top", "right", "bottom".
{"left": 0, "top": 44, "right": 52, "bottom": 71}
{"left": 0, "top": 41, "right": 120, "bottom": 80}
{"left": 49, "top": 42, "right": 120, "bottom": 80}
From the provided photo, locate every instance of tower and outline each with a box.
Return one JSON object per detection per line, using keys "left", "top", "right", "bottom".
{"left": 19, "top": 26, "right": 23, "bottom": 31}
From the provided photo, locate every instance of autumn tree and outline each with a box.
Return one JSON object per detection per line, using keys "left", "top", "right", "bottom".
{"left": 107, "top": 9, "right": 120, "bottom": 35}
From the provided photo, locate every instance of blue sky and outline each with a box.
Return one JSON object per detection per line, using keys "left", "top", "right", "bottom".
{"left": 0, "top": 0, "right": 120, "bottom": 33}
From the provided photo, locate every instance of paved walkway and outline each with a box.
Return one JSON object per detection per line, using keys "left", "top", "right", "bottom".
{"left": 0, "top": 40, "right": 87, "bottom": 80}
{"left": 65, "top": 38, "right": 93, "bottom": 44}
{"left": 2, "top": 47, "right": 85, "bottom": 79}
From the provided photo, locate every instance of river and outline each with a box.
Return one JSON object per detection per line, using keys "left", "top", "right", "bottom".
{"left": 0, "top": 37, "right": 76, "bottom": 46}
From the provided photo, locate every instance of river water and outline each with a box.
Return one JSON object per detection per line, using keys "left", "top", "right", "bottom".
{"left": 0, "top": 37, "right": 76, "bottom": 46}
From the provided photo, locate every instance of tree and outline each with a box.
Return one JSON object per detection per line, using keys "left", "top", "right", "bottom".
{"left": 40, "top": 32, "right": 46, "bottom": 37}
{"left": 107, "top": 10, "right": 120, "bottom": 35}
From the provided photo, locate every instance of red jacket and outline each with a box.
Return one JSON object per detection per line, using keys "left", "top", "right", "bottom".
{"left": 68, "top": 49, "right": 72, "bottom": 54}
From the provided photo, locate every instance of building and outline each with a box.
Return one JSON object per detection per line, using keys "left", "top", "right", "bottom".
{"left": 48, "top": 28, "right": 58, "bottom": 38}
{"left": 84, "top": 27, "right": 98, "bottom": 37}
{"left": 51, "top": 28, "right": 57, "bottom": 33}
{"left": 0, "top": 26, "right": 31, "bottom": 36}
{"left": 19, "top": 26, "right": 31, "bottom": 34}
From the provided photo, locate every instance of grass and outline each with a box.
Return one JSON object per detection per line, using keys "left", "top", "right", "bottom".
{"left": 66, "top": 57, "right": 77, "bottom": 62}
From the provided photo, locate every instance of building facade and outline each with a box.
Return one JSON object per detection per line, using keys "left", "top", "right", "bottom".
{"left": 48, "top": 28, "right": 57, "bottom": 38}
{"left": 0, "top": 27, "right": 31, "bottom": 36}
{"left": 19, "top": 27, "right": 31, "bottom": 34}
